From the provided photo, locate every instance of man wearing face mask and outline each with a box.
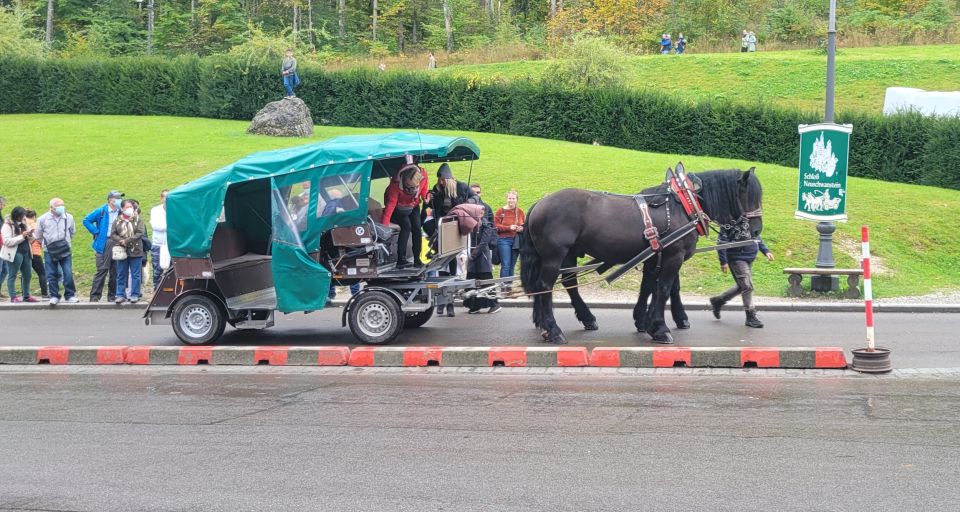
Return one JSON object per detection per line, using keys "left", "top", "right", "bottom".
{"left": 83, "top": 190, "right": 123, "bottom": 302}
{"left": 34, "top": 198, "right": 77, "bottom": 305}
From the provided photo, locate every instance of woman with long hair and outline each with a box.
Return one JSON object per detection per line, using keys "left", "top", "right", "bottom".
{"left": 494, "top": 190, "right": 525, "bottom": 280}
{"left": 1, "top": 207, "right": 38, "bottom": 302}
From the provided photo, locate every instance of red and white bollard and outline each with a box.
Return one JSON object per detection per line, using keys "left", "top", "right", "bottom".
{"left": 851, "top": 225, "right": 892, "bottom": 372}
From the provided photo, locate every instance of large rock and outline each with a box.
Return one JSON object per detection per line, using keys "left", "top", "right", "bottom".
{"left": 247, "top": 97, "right": 314, "bottom": 137}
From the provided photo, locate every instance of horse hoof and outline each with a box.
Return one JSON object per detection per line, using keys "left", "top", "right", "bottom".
{"left": 652, "top": 333, "right": 675, "bottom": 345}
{"left": 676, "top": 320, "right": 691, "bottom": 330}
{"left": 635, "top": 323, "right": 646, "bottom": 333}
{"left": 544, "top": 332, "right": 568, "bottom": 345}
{"left": 583, "top": 320, "right": 599, "bottom": 331}
{"left": 540, "top": 329, "right": 550, "bottom": 340}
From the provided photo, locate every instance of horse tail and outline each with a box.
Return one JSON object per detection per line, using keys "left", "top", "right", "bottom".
{"left": 520, "top": 201, "right": 541, "bottom": 294}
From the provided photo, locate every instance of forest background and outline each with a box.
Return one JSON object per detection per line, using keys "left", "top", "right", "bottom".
{"left": 0, "top": 0, "right": 957, "bottom": 63}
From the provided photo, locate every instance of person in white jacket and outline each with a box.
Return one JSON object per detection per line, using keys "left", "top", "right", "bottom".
{"left": 149, "top": 190, "right": 168, "bottom": 290}
{"left": 1, "top": 207, "right": 38, "bottom": 302}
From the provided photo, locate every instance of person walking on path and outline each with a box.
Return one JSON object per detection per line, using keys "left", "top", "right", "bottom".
{"left": 0, "top": 196, "right": 7, "bottom": 298}
{"left": 110, "top": 200, "right": 147, "bottom": 304}
{"left": 1, "top": 207, "right": 38, "bottom": 303}
{"left": 84, "top": 190, "right": 123, "bottom": 302}
{"left": 24, "top": 209, "right": 47, "bottom": 298}
{"left": 494, "top": 190, "right": 525, "bottom": 281}
{"left": 709, "top": 228, "right": 774, "bottom": 328}
{"left": 281, "top": 48, "right": 300, "bottom": 98}
{"left": 34, "top": 198, "right": 77, "bottom": 305}
{"left": 382, "top": 163, "right": 429, "bottom": 269}
{"left": 149, "top": 190, "right": 168, "bottom": 290}
{"left": 676, "top": 33, "right": 687, "bottom": 54}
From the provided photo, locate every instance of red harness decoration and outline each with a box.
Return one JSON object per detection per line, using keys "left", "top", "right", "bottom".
{"left": 668, "top": 169, "right": 709, "bottom": 236}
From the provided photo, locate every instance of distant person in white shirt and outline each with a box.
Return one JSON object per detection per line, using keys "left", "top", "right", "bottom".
{"left": 149, "top": 189, "right": 168, "bottom": 291}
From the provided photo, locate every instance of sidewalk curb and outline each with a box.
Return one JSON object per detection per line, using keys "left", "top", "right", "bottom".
{"left": 0, "top": 345, "right": 848, "bottom": 369}
{"left": 0, "top": 301, "right": 957, "bottom": 313}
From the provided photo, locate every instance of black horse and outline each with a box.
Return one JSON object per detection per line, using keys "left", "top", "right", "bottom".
{"left": 520, "top": 166, "right": 763, "bottom": 344}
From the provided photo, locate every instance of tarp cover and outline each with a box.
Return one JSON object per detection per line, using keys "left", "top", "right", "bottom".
{"left": 166, "top": 132, "right": 480, "bottom": 258}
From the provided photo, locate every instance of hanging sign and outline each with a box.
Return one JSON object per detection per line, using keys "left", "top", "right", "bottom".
{"left": 796, "top": 123, "right": 852, "bottom": 222}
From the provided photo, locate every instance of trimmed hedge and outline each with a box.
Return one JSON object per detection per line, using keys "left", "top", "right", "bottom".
{"left": 2, "top": 56, "right": 958, "bottom": 190}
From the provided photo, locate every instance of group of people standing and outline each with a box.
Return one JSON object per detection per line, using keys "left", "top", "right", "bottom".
{"left": 0, "top": 191, "right": 169, "bottom": 306}
{"left": 659, "top": 33, "right": 687, "bottom": 55}
{"left": 740, "top": 30, "right": 758, "bottom": 52}
{"left": 379, "top": 162, "right": 525, "bottom": 317}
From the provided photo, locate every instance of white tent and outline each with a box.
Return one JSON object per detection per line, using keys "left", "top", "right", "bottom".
{"left": 883, "top": 87, "right": 960, "bottom": 117}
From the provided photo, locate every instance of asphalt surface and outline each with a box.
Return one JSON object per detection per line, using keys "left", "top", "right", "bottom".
{"left": 0, "top": 366, "right": 958, "bottom": 511}
{"left": 1, "top": 307, "right": 957, "bottom": 368}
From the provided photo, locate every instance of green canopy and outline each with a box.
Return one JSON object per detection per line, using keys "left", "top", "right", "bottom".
{"left": 165, "top": 132, "right": 479, "bottom": 313}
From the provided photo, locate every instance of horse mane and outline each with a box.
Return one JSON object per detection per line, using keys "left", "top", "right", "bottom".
{"left": 693, "top": 169, "right": 762, "bottom": 225}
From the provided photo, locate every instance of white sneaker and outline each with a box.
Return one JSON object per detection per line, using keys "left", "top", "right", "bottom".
{"left": 64, "top": 297, "right": 79, "bottom": 304}
{"left": 49, "top": 297, "right": 60, "bottom": 306}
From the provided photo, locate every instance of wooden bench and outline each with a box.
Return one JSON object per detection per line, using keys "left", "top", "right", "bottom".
{"left": 783, "top": 267, "right": 864, "bottom": 299}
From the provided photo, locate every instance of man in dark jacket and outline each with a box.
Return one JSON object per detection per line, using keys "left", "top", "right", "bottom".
{"left": 463, "top": 217, "right": 501, "bottom": 314}
{"left": 710, "top": 229, "right": 774, "bottom": 328}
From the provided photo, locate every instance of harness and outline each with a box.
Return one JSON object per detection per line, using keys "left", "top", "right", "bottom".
{"left": 634, "top": 195, "right": 661, "bottom": 252}
{"left": 666, "top": 166, "right": 710, "bottom": 236}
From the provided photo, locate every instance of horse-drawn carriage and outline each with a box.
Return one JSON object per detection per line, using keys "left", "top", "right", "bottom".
{"left": 145, "top": 132, "right": 489, "bottom": 345}
{"left": 146, "top": 131, "right": 766, "bottom": 347}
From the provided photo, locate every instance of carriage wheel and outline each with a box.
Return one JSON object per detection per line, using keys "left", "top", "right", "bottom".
{"left": 348, "top": 290, "right": 404, "bottom": 345}
{"left": 403, "top": 307, "right": 434, "bottom": 329}
{"left": 172, "top": 294, "right": 227, "bottom": 345}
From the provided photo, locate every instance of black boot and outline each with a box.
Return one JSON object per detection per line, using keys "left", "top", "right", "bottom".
{"left": 745, "top": 310, "right": 764, "bottom": 328}
{"left": 446, "top": 303, "right": 456, "bottom": 317}
{"left": 709, "top": 296, "right": 725, "bottom": 319}
{"left": 436, "top": 305, "right": 445, "bottom": 317}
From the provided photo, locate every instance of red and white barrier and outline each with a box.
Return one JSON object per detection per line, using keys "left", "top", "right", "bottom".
{"left": 862, "top": 225, "right": 875, "bottom": 350}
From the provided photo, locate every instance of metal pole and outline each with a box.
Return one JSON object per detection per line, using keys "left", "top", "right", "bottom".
{"left": 812, "top": 0, "right": 839, "bottom": 291}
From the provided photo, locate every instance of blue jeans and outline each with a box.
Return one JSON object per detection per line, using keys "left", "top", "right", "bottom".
{"left": 5, "top": 251, "right": 32, "bottom": 298}
{"left": 45, "top": 253, "right": 76, "bottom": 300}
{"left": 116, "top": 257, "right": 143, "bottom": 300}
{"left": 0, "top": 259, "right": 7, "bottom": 294}
{"left": 329, "top": 283, "right": 361, "bottom": 299}
{"left": 151, "top": 245, "right": 163, "bottom": 290}
{"left": 497, "top": 237, "right": 518, "bottom": 279}
{"left": 282, "top": 74, "right": 298, "bottom": 97}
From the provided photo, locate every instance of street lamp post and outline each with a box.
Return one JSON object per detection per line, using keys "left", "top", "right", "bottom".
{"left": 812, "top": 0, "right": 840, "bottom": 292}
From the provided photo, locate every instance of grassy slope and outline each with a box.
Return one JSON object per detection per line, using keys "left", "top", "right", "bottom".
{"left": 435, "top": 45, "right": 960, "bottom": 114}
{"left": 2, "top": 114, "right": 958, "bottom": 298}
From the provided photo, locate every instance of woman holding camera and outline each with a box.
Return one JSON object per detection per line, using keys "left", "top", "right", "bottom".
{"left": 1, "top": 207, "right": 39, "bottom": 302}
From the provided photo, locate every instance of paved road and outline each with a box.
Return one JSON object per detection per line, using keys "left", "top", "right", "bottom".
{"left": 1, "top": 366, "right": 958, "bottom": 511}
{"left": 2, "top": 307, "right": 957, "bottom": 367}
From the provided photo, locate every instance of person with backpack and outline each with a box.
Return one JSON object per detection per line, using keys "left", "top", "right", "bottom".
{"left": 34, "top": 198, "right": 77, "bottom": 305}
{"left": 463, "top": 214, "right": 501, "bottom": 314}
{"left": 83, "top": 190, "right": 123, "bottom": 302}
{"left": 281, "top": 48, "right": 300, "bottom": 98}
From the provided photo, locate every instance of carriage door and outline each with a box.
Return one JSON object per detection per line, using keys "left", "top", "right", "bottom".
{"left": 270, "top": 173, "right": 331, "bottom": 313}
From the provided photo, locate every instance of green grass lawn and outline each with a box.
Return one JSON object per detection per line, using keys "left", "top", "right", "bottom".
{"left": 435, "top": 45, "right": 960, "bottom": 115}
{"left": 2, "top": 114, "right": 958, "bottom": 299}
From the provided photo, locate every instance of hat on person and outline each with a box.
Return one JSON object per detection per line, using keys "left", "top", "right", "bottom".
{"left": 437, "top": 163, "right": 453, "bottom": 179}
{"left": 108, "top": 190, "right": 125, "bottom": 199}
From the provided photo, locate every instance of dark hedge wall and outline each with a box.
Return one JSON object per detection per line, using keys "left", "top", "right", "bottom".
{"left": 2, "top": 56, "right": 958, "bottom": 190}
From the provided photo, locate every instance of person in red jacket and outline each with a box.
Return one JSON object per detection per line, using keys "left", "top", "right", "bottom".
{"left": 382, "top": 163, "right": 429, "bottom": 268}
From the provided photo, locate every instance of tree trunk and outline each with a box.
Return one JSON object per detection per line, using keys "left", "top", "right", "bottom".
{"left": 146, "top": 0, "right": 155, "bottom": 55}
{"left": 372, "top": 0, "right": 378, "bottom": 41}
{"left": 338, "top": 0, "right": 345, "bottom": 42}
{"left": 411, "top": 8, "right": 418, "bottom": 44}
{"left": 443, "top": 0, "right": 453, "bottom": 52}
{"left": 293, "top": 4, "right": 299, "bottom": 43}
{"left": 45, "top": 0, "right": 53, "bottom": 49}
{"left": 308, "top": 0, "right": 314, "bottom": 48}
{"left": 549, "top": 0, "right": 556, "bottom": 17}
{"left": 191, "top": 0, "right": 196, "bottom": 26}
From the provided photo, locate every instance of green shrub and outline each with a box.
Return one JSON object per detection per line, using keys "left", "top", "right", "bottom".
{"left": 1, "top": 55, "right": 957, "bottom": 190}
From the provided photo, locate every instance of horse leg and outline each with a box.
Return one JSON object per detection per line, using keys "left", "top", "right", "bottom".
{"left": 646, "top": 257, "right": 684, "bottom": 344}
{"left": 634, "top": 262, "right": 655, "bottom": 332}
{"left": 561, "top": 252, "right": 598, "bottom": 331}
{"left": 670, "top": 277, "right": 690, "bottom": 329}
{"left": 537, "top": 260, "right": 567, "bottom": 344}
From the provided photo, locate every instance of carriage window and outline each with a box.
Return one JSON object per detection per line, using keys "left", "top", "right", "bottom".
{"left": 285, "top": 181, "right": 311, "bottom": 233}
{"left": 316, "top": 172, "right": 362, "bottom": 218}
